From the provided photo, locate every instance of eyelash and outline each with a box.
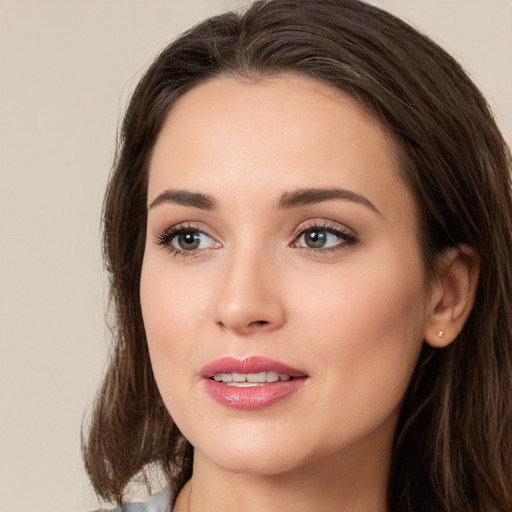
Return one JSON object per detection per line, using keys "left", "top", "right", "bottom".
{"left": 155, "top": 220, "right": 358, "bottom": 258}
{"left": 291, "top": 220, "right": 358, "bottom": 254}
{"left": 155, "top": 223, "right": 215, "bottom": 257}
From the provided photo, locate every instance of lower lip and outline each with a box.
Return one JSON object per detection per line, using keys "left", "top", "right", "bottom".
{"left": 203, "top": 378, "right": 307, "bottom": 410}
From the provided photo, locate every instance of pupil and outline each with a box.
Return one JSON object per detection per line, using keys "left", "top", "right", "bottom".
{"left": 306, "top": 230, "right": 326, "bottom": 248}
{"left": 178, "top": 232, "right": 200, "bottom": 250}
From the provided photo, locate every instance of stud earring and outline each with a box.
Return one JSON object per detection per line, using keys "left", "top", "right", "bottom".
{"left": 436, "top": 330, "right": 445, "bottom": 338}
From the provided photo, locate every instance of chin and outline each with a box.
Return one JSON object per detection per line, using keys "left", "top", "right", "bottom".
{"left": 188, "top": 423, "right": 312, "bottom": 476}
{"left": 203, "top": 446, "right": 304, "bottom": 476}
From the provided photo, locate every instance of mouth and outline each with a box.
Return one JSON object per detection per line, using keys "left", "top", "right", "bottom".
{"left": 200, "top": 356, "right": 308, "bottom": 410}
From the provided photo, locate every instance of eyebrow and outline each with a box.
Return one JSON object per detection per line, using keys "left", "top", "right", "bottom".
{"left": 148, "top": 186, "right": 381, "bottom": 216}
{"left": 277, "top": 188, "right": 382, "bottom": 216}
{"left": 148, "top": 188, "right": 217, "bottom": 210}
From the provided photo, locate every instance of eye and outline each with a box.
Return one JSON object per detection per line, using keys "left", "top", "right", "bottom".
{"left": 293, "top": 221, "right": 357, "bottom": 252}
{"left": 156, "top": 224, "right": 220, "bottom": 256}
{"left": 298, "top": 228, "right": 340, "bottom": 249}
{"left": 172, "top": 230, "right": 212, "bottom": 251}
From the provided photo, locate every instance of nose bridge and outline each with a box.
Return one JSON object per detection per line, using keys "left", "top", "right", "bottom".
{"left": 214, "top": 239, "right": 285, "bottom": 334}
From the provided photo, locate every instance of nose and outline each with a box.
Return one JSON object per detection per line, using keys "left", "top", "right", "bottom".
{"left": 214, "top": 248, "right": 286, "bottom": 335}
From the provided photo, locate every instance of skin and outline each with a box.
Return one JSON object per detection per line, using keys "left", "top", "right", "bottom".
{"left": 140, "top": 75, "right": 457, "bottom": 511}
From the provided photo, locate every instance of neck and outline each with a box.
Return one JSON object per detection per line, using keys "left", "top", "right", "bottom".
{"left": 174, "top": 445, "right": 390, "bottom": 512}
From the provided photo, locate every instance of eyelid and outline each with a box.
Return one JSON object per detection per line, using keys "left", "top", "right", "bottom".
{"left": 292, "top": 218, "right": 357, "bottom": 239}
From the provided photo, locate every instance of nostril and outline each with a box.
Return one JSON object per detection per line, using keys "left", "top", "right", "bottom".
{"left": 216, "top": 319, "right": 268, "bottom": 328}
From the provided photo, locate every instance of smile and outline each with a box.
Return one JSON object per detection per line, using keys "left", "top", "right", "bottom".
{"left": 201, "top": 356, "right": 308, "bottom": 410}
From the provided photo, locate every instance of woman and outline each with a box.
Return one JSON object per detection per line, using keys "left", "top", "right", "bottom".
{"left": 83, "top": 0, "right": 512, "bottom": 510}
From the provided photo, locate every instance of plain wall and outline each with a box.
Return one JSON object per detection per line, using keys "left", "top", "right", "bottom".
{"left": 0, "top": 1, "right": 510, "bottom": 511}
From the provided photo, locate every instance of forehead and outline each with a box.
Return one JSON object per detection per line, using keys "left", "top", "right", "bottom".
{"left": 148, "top": 75, "right": 414, "bottom": 225}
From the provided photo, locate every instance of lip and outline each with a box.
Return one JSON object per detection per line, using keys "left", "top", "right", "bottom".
{"left": 200, "top": 356, "right": 309, "bottom": 410}
{"left": 200, "top": 356, "right": 307, "bottom": 378}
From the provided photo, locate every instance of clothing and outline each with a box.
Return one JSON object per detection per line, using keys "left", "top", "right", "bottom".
{"left": 92, "top": 487, "right": 172, "bottom": 512}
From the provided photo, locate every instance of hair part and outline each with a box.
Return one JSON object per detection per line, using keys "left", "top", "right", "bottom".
{"left": 83, "top": 1, "right": 512, "bottom": 510}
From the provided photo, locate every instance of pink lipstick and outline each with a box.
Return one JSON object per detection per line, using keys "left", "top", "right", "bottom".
{"left": 200, "top": 356, "right": 308, "bottom": 410}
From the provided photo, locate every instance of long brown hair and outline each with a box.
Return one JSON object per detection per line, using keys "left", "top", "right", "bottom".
{"left": 83, "top": 1, "right": 512, "bottom": 510}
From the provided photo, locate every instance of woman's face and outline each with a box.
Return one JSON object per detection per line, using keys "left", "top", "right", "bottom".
{"left": 141, "top": 75, "right": 433, "bottom": 476}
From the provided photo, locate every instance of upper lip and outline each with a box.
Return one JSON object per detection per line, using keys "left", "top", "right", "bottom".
{"left": 200, "top": 356, "right": 308, "bottom": 379}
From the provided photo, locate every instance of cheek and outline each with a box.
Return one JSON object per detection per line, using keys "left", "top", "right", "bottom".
{"left": 139, "top": 257, "right": 206, "bottom": 409}
{"left": 298, "top": 249, "right": 428, "bottom": 413}
{"left": 141, "top": 254, "right": 208, "bottom": 345}
{"left": 324, "top": 269, "right": 426, "bottom": 349}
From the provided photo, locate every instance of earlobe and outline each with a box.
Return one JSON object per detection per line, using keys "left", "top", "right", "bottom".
{"left": 425, "top": 245, "right": 480, "bottom": 348}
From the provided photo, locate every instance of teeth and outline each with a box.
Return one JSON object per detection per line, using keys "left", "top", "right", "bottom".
{"left": 247, "top": 372, "right": 266, "bottom": 383}
{"left": 266, "top": 371, "right": 279, "bottom": 383}
{"left": 213, "top": 371, "right": 292, "bottom": 384}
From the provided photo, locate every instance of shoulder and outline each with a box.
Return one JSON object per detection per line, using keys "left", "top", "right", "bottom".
{"left": 91, "top": 487, "right": 172, "bottom": 512}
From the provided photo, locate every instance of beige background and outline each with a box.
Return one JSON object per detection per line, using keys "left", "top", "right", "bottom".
{"left": 0, "top": 1, "right": 510, "bottom": 511}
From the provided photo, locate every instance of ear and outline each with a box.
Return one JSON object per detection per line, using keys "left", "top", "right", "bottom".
{"left": 424, "top": 245, "right": 480, "bottom": 348}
